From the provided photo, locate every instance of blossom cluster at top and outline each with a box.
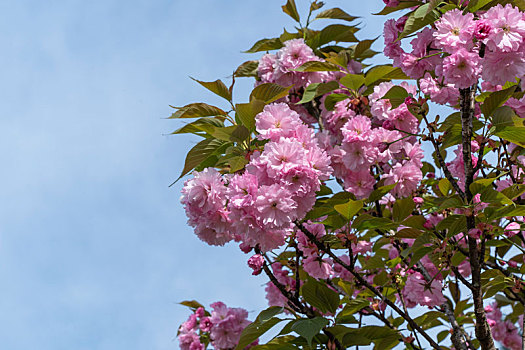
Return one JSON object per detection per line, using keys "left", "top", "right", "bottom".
{"left": 385, "top": 4, "right": 525, "bottom": 97}
{"left": 178, "top": 302, "right": 254, "bottom": 350}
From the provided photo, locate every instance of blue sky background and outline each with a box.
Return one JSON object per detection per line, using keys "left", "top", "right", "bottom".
{"left": 0, "top": 1, "right": 392, "bottom": 349}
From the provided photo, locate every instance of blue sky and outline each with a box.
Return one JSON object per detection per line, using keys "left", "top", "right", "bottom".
{"left": 0, "top": 1, "right": 390, "bottom": 349}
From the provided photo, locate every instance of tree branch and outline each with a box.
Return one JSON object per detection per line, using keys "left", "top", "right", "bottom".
{"left": 295, "top": 222, "right": 443, "bottom": 350}
{"left": 460, "top": 86, "right": 496, "bottom": 350}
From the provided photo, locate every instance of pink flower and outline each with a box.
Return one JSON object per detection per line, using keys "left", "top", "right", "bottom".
{"left": 341, "top": 141, "right": 376, "bottom": 171}
{"left": 343, "top": 170, "right": 376, "bottom": 199}
{"left": 258, "top": 54, "right": 277, "bottom": 83}
{"left": 441, "top": 48, "right": 481, "bottom": 89}
{"left": 413, "top": 197, "right": 424, "bottom": 204}
{"left": 402, "top": 272, "right": 446, "bottom": 308}
{"left": 370, "top": 82, "right": 394, "bottom": 120}
{"left": 199, "top": 317, "right": 213, "bottom": 332}
{"left": 273, "top": 39, "right": 327, "bottom": 88}
{"left": 474, "top": 19, "right": 493, "bottom": 41}
{"left": 304, "top": 146, "right": 333, "bottom": 181}
{"left": 504, "top": 222, "right": 522, "bottom": 238}
{"left": 468, "top": 228, "right": 482, "bottom": 239}
{"left": 247, "top": 254, "right": 264, "bottom": 275}
{"left": 433, "top": 9, "right": 475, "bottom": 53}
{"left": 181, "top": 168, "right": 226, "bottom": 217}
{"left": 261, "top": 138, "right": 306, "bottom": 178}
{"left": 419, "top": 73, "right": 459, "bottom": 105}
{"left": 195, "top": 307, "right": 205, "bottom": 318}
{"left": 482, "top": 4, "right": 525, "bottom": 52}
{"left": 255, "top": 184, "right": 297, "bottom": 228}
{"left": 209, "top": 302, "right": 251, "bottom": 350}
{"left": 506, "top": 95, "right": 525, "bottom": 118}
{"left": 383, "top": 19, "right": 404, "bottom": 60}
{"left": 303, "top": 255, "right": 334, "bottom": 280}
{"left": 256, "top": 103, "right": 303, "bottom": 141}
{"left": 482, "top": 49, "right": 525, "bottom": 86}
{"left": 383, "top": 0, "right": 399, "bottom": 7}
{"left": 341, "top": 115, "right": 372, "bottom": 143}
{"left": 384, "top": 162, "right": 422, "bottom": 198}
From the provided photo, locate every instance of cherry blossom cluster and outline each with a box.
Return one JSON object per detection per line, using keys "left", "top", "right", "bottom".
{"left": 178, "top": 303, "right": 254, "bottom": 350}
{"left": 258, "top": 38, "right": 330, "bottom": 89}
{"left": 319, "top": 81, "right": 424, "bottom": 199}
{"left": 181, "top": 102, "right": 332, "bottom": 251}
{"left": 485, "top": 302, "right": 524, "bottom": 350}
{"left": 385, "top": 4, "right": 525, "bottom": 95}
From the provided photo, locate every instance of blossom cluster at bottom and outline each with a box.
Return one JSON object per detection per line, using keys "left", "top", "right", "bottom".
{"left": 178, "top": 302, "right": 255, "bottom": 350}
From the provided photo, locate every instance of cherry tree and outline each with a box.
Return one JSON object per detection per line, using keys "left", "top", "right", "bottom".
{"left": 173, "top": 0, "right": 525, "bottom": 349}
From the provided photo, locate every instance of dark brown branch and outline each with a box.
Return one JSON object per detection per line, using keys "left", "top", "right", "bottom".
{"left": 460, "top": 86, "right": 497, "bottom": 350}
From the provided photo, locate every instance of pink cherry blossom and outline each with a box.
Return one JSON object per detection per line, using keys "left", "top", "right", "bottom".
{"left": 433, "top": 9, "right": 475, "bottom": 53}
{"left": 441, "top": 48, "right": 481, "bottom": 89}
{"left": 256, "top": 103, "right": 304, "bottom": 141}
{"left": 402, "top": 272, "right": 446, "bottom": 308}
{"left": 482, "top": 4, "right": 525, "bottom": 52}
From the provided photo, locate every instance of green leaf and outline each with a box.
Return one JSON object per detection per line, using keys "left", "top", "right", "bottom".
{"left": 179, "top": 300, "right": 204, "bottom": 310}
{"left": 399, "top": 8, "right": 439, "bottom": 40}
{"left": 334, "top": 199, "right": 363, "bottom": 219}
{"left": 482, "top": 85, "right": 517, "bottom": 117}
{"left": 302, "top": 279, "right": 340, "bottom": 314}
{"left": 353, "top": 38, "right": 378, "bottom": 59}
{"left": 393, "top": 198, "right": 415, "bottom": 222}
{"left": 364, "top": 65, "right": 408, "bottom": 87}
{"left": 229, "top": 125, "right": 250, "bottom": 143}
{"left": 402, "top": 215, "right": 426, "bottom": 230}
{"left": 228, "top": 156, "right": 248, "bottom": 173}
{"left": 352, "top": 215, "right": 397, "bottom": 231}
{"left": 374, "top": 1, "right": 421, "bottom": 15}
{"left": 315, "top": 7, "right": 358, "bottom": 22}
{"left": 409, "top": 246, "right": 433, "bottom": 266}
{"left": 396, "top": 228, "right": 422, "bottom": 238}
{"left": 492, "top": 106, "right": 516, "bottom": 129}
{"left": 236, "top": 317, "right": 284, "bottom": 350}
{"left": 234, "top": 60, "right": 259, "bottom": 78}
{"left": 171, "top": 117, "right": 224, "bottom": 135}
{"left": 318, "top": 24, "right": 358, "bottom": 46}
{"left": 501, "top": 184, "right": 525, "bottom": 200}
{"left": 493, "top": 126, "right": 525, "bottom": 147}
{"left": 298, "top": 81, "right": 339, "bottom": 104}
{"left": 480, "top": 186, "right": 515, "bottom": 205}
{"left": 191, "top": 77, "right": 232, "bottom": 102}
{"left": 245, "top": 38, "right": 283, "bottom": 53}
{"left": 169, "top": 103, "right": 227, "bottom": 119}
{"left": 282, "top": 0, "right": 300, "bottom": 22}
{"left": 337, "top": 299, "right": 370, "bottom": 319}
{"left": 340, "top": 73, "right": 365, "bottom": 91}
{"left": 324, "top": 93, "right": 349, "bottom": 110}
{"left": 291, "top": 317, "right": 329, "bottom": 346}
{"left": 467, "top": 0, "right": 496, "bottom": 12}
{"left": 178, "top": 139, "right": 226, "bottom": 180}
{"left": 438, "top": 178, "right": 452, "bottom": 196}
{"left": 381, "top": 86, "right": 408, "bottom": 108}
{"left": 436, "top": 215, "right": 467, "bottom": 237}
{"left": 368, "top": 183, "right": 397, "bottom": 202}
{"left": 236, "top": 99, "right": 265, "bottom": 132}
{"left": 441, "top": 124, "right": 463, "bottom": 149}
{"left": 250, "top": 83, "right": 292, "bottom": 104}
{"left": 235, "top": 307, "right": 285, "bottom": 350}
{"left": 295, "top": 61, "right": 342, "bottom": 72}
